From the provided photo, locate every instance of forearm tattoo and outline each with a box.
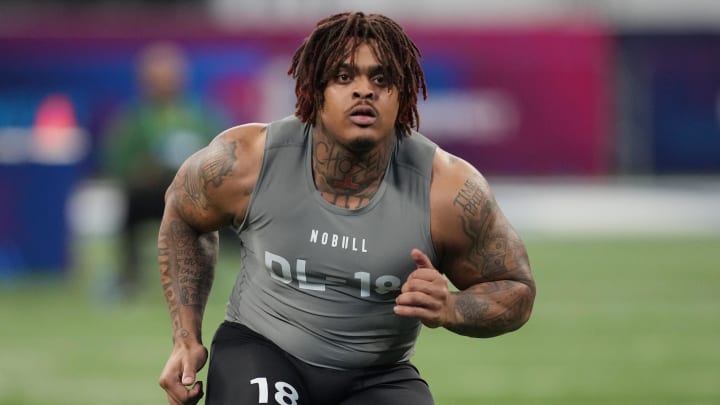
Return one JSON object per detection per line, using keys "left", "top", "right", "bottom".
{"left": 449, "top": 282, "right": 534, "bottom": 337}
{"left": 159, "top": 139, "right": 231, "bottom": 340}
{"left": 449, "top": 174, "right": 534, "bottom": 337}
{"left": 159, "top": 220, "right": 217, "bottom": 340}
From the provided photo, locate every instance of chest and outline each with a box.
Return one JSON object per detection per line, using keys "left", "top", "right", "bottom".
{"left": 242, "top": 185, "right": 433, "bottom": 300}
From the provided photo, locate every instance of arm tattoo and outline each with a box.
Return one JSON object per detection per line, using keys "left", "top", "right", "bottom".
{"left": 449, "top": 174, "right": 534, "bottom": 337}
{"left": 159, "top": 220, "right": 218, "bottom": 340}
{"left": 449, "top": 282, "right": 533, "bottom": 337}
{"left": 158, "top": 138, "right": 233, "bottom": 340}
{"left": 453, "top": 175, "right": 523, "bottom": 278}
{"left": 180, "top": 139, "right": 237, "bottom": 211}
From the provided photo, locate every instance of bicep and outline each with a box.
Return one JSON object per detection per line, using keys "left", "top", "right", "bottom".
{"left": 434, "top": 168, "right": 532, "bottom": 291}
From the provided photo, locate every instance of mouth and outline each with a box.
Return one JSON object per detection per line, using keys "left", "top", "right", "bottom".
{"left": 349, "top": 105, "right": 377, "bottom": 126}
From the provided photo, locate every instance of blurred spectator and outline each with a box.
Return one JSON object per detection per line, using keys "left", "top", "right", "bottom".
{"left": 100, "top": 41, "right": 226, "bottom": 297}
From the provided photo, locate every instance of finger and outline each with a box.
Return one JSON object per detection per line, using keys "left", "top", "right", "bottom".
{"left": 401, "top": 274, "right": 437, "bottom": 295}
{"left": 394, "top": 303, "right": 433, "bottom": 317}
{"left": 186, "top": 381, "right": 204, "bottom": 404}
{"left": 159, "top": 372, "right": 184, "bottom": 404}
{"left": 181, "top": 368, "right": 196, "bottom": 386}
{"left": 166, "top": 392, "right": 183, "bottom": 405}
{"left": 166, "top": 381, "right": 203, "bottom": 405}
{"left": 396, "top": 291, "right": 442, "bottom": 310}
{"left": 411, "top": 248, "right": 435, "bottom": 270}
{"left": 408, "top": 267, "right": 444, "bottom": 281}
{"left": 402, "top": 268, "right": 445, "bottom": 295}
{"left": 167, "top": 397, "right": 183, "bottom": 405}
{"left": 165, "top": 387, "right": 186, "bottom": 405}
{"left": 393, "top": 303, "right": 442, "bottom": 327}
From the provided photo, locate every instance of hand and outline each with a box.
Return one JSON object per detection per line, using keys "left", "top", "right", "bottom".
{"left": 394, "top": 249, "right": 457, "bottom": 328}
{"left": 158, "top": 341, "right": 209, "bottom": 405}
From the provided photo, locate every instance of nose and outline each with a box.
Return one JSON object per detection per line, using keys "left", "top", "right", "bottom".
{"left": 352, "top": 77, "right": 375, "bottom": 100}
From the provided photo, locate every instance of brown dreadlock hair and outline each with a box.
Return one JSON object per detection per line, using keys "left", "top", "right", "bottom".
{"left": 288, "top": 11, "right": 428, "bottom": 137}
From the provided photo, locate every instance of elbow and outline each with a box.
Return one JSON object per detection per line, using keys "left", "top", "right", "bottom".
{"left": 489, "top": 280, "right": 536, "bottom": 337}
{"left": 510, "top": 280, "right": 536, "bottom": 332}
{"left": 458, "top": 280, "right": 536, "bottom": 338}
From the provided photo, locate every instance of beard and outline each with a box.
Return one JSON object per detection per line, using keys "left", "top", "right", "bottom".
{"left": 347, "top": 136, "right": 377, "bottom": 154}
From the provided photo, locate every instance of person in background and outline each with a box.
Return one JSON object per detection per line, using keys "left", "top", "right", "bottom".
{"left": 157, "top": 11, "right": 536, "bottom": 405}
{"left": 100, "top": 41, "right": 226, "bottom": 297}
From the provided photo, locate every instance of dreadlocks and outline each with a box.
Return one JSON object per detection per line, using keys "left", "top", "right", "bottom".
{"left": 288, "top": 12, "right": 428, "bottom": 137}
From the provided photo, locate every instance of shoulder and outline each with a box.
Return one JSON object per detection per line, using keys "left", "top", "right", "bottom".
{"left": 430, "top": 146, "right": 489, "bottom": 204}
{"left": 429, "top": 147, "right": 500, "bottom": 260}
{"left": 198, "top": 122, "right": 268, "bottom": 201}
{"left": 214, "top": 122, "right": 268, "bottom": 155}
{"left": 191, "top": 122, "right": 267, "bottom": 189}
{"left": 165, "top": 123, "right": 268, "bottom": 231}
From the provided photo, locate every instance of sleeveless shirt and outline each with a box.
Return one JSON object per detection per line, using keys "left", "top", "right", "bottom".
{"left": 226, "top": 115, "right": 438, "bottom": 370}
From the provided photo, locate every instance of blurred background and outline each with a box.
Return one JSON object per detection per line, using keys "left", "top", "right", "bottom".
{"left": 0, "top": 1, "right": 718, "bottom": 404}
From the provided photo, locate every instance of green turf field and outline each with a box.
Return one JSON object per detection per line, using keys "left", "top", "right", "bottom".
{"left": 1, "top": 236, "right": 718, "bottom": 404}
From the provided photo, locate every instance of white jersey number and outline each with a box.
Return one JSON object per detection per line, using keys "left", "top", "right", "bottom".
{"left": 249, "top": 377, "right": 300, "bottom": 405}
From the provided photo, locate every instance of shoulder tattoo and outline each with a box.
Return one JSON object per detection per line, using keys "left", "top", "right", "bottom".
{"left": 177, "top": 139, "right": 237, "bottom": 211}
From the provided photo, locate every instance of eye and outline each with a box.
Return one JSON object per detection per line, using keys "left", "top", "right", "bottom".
{"left": 336, "top": 72, "right": 351, "bottom": 83}
{"left": 372, "top": 74, "right": 388, "bottom": 87}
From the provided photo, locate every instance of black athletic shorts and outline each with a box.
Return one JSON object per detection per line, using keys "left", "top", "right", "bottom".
{"left": 205, "top": 321, "right": 435, "bottom": 405}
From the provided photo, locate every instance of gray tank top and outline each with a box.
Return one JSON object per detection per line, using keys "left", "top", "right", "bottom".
{"left": 226, "top": 115, "right": 438, "bottom": 369}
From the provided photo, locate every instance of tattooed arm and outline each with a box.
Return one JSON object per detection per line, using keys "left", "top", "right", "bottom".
{"left": 395, "top": 148, "right": 535, "bottom": 338}
{"left": 158, "top": 124, "right": 265, "bottom": 405}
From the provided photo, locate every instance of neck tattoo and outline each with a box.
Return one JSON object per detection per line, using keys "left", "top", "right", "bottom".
{"left": 312, "top": 132, "right": 394, "bottom": 209}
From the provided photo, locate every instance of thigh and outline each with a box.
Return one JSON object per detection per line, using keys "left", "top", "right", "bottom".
{"left": 206, "top": 322, "right": 309, "bottom": 405}
{"left": 340, "top": 363, "right": 434, "bottom": 405}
